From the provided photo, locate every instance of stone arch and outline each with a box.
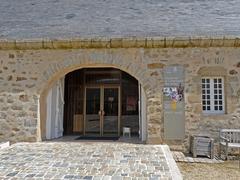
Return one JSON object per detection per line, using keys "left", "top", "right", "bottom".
{"left": 37, "top": 53, "right": 162, "bottom": 143}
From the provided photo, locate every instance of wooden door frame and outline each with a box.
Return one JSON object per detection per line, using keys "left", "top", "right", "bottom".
{"left": 83, "top": 85, "right": 101, "bottom": 136}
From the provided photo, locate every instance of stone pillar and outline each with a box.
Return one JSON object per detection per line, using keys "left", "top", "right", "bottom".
{"left": 146, "top": 92, "right": 163, "bottom": 144}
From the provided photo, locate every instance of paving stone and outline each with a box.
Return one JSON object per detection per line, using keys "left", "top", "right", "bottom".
{"left": 0, "top": 142, "right": 177, "bottom": 179}
{"left": 25, "top": 174, "right": 35, "bottom": 178}
{"left": 64, "top": 175, "right": 75, "bottom": 179}
{"left": 84, "top": 176, "right": 93, "bottom": 180}
{"left": 6, "top": 171, "right": 19, "bottom": 177}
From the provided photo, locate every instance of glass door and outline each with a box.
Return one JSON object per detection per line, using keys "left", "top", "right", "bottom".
{"left": 85, "top": 87, "right": 101, "bottom": 136}
{"left": 103, "top": 87, "right": 120, "bottom": 136}
{"left": 84, "top": 86, "right": 120, "bottom": 137}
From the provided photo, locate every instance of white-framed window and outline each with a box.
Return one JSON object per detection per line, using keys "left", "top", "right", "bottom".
{"left": 202, "top": 77, "right": 225, "bottom": 114}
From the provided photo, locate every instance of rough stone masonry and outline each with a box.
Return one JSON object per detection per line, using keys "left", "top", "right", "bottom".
{"left": 0, "top": 38, "right": 240, "bottom": 151}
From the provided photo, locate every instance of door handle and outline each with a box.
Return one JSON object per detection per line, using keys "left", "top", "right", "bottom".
{"left": 98, "top": 110, "right": 105, "bottom": 116}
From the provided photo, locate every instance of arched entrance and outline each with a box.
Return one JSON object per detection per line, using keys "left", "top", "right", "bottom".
{"left": 41, "top": 67, "right": 147, "bottom": 142}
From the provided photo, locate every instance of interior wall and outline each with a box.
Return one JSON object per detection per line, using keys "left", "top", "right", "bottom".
{"left": 63, "top": 70, "right": 84, "bottom": 135}
{"left": 121, "top": 71, "right": 139, "bottom": 135}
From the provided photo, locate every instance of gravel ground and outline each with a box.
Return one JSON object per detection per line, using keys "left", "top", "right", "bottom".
{"left": 177, "top": 161, "right": 240, "bottom": 180}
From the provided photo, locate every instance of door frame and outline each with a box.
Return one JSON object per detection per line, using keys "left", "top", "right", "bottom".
{"left": 84, "top": 84, "right": 121, "bottom": 136}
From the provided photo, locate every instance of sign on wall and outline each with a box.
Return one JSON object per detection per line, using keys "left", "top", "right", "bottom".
{"left": 163, "top": 84, "right": 184, "bottom": 111}
{"left": 163, "top": 66, "right": 185, "bottom": 140}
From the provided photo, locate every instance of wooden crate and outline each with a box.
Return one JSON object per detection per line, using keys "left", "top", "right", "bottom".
{"left": 190, "top": 135, "right": 214, "bottom": 159}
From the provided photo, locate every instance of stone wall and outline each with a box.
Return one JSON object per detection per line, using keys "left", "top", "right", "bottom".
{"left": 0, "top": 39, "right": 240, "bottom": 151}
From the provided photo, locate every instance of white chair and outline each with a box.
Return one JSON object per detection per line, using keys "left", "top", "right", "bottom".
{"left": 123, "top": 127, "right": 131, "bottom": 138}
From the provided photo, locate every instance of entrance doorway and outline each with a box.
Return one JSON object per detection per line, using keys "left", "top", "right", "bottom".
{"left": 45, "top": 67, "right": 147, "bottom": 141}
{"left": 63, "top": 68, "right": 140, "bottom": 138}
{"left": 41, "top": 68, "right": 147, "bottom": 142}
{"left": 85, "top": 85, "right": 120, "bottom": 136}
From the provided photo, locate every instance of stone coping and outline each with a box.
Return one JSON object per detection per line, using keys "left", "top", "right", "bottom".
{"left": 0, "top": 36, "right": 240, "bottom": 50}
{"left": 162, "top": 145, "right": 183, "bottom": 180}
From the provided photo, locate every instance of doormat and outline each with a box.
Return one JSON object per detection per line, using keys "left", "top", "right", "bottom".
{"left": 75, "top": 136, "right": 119, "bottom": 141}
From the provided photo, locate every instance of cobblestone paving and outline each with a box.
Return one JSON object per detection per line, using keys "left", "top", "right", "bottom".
{"left": 0, "top": 142, "right": 177, "bottom": 180}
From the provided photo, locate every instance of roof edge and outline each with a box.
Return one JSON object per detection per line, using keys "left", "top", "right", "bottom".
{"left": 0, "top": 36, "right": 240, "bottom": 50}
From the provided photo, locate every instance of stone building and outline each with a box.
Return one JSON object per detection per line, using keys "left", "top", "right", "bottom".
{"left": 0, "top": 0, "right": 240, "bottom": 151}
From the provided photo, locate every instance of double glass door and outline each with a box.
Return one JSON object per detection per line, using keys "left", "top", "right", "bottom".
{"left": 84, "top": 86, "right": 120, "bottom": 136}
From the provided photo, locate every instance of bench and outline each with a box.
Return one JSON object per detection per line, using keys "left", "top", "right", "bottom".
{"left": 219, "top": 129, "right": 240, "bottom": 160}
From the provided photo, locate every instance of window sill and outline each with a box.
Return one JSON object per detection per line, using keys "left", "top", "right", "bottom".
{"left": 202, "top": 112, "right": 226, "bottom": 117}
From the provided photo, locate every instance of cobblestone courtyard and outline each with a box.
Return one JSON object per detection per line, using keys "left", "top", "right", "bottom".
{"left": 0, "top": 142, "right": 181, "bottom": 179}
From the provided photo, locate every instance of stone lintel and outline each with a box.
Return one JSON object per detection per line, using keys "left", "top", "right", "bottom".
{"left": 0, "top": 36, "right": 240, "bottom": 50}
